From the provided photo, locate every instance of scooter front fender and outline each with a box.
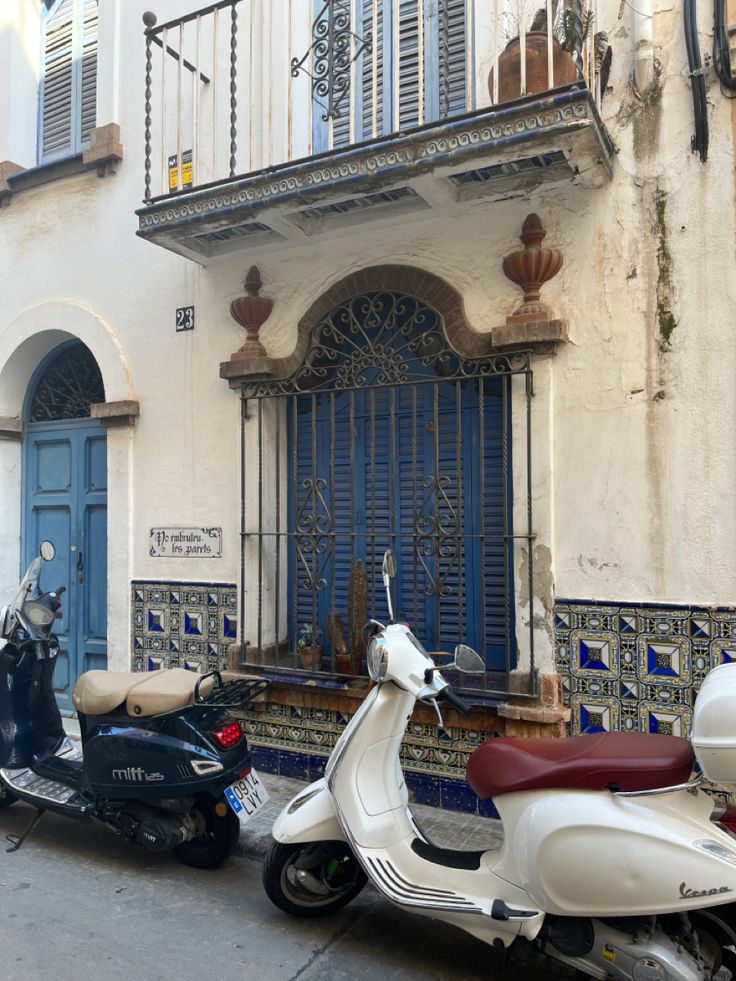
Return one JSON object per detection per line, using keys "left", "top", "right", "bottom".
{"left": 271, "top": 778, "right": 346, "bottom": 845}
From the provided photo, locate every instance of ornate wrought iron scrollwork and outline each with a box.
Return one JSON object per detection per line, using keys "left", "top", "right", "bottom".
{"left": 291, "top": 0, "right": 371, "bottom": 122}
{"left": 242, "top": 292, "right": 531, "bottom": 400}
{"left": 29, "top": 343, "right": 105, "bottom": 423}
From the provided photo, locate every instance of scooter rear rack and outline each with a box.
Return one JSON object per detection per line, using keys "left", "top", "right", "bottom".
{"left": 194, "top": 672, "right": 269, "bottom": 709}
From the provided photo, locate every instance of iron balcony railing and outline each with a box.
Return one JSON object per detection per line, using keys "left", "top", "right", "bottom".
{"left": 143, "top": 0, "right": 604, "bottom": 201}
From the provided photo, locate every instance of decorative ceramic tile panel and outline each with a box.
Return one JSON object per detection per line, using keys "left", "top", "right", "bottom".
{"left": 556, "top": 599, "right": 736, "bottom": 736}
{"left": 236, "top": 701, "right": 499, "bottom": 817}
{"left": 131, "top": 580, "right": 237, "bottom": 673}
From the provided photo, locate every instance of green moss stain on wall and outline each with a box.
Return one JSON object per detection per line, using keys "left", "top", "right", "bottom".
{"left": 654, "top": 186, "right": 677, "bottom": 351}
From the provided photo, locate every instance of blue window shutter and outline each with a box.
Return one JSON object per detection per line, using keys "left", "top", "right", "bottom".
{"left": 40, "top": 0, "right": 97, "bottom": 163}
{"left": 315, "top": 0, "right": 467, "bottom": 145}
{"left": 440, "top": 0, "right": 468, "bottom": 117}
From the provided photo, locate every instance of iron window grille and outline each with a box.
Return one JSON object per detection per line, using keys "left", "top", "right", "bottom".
{"left": 237, "top": 290, "right": 534, "bottom": 695}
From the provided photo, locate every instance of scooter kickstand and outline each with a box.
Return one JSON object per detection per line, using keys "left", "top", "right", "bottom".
{"left": 6, "top": 808, "right": 46, "bottom": 853}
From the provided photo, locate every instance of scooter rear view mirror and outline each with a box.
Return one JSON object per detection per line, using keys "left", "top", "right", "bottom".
{"left": 39, "top": 541, "right": 56, "bottom": 562}
{"left": 381, "top": 550, "right": 396, "bottom": 622}
{"left": 453, "top": 644, "right": 485, "bottom": 673}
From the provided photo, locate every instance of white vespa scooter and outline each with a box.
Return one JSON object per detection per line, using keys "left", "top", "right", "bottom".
{"left": 264, "top": 551, "right": 736, "bottom": 980}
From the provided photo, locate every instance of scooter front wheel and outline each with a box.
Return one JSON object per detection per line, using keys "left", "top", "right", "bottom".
{"left": 174, "top": 797, "right": 240, "bottom": 869}
{"left": 263, "top": 841, "right": 366, "bottom": 918}
{"left": 0, "top": 781, "right": 17, "bottom": 809}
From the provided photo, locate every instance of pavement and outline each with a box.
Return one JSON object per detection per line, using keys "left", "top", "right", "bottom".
{"left": 62, "top": 717, "right": 504, "bottom": 861}
{"left": 0, "top": 803, "right": 571, "bottom": 981}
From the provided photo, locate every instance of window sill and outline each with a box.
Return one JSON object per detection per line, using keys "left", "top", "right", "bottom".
{"left": 1, "top": 125, "right": 123, "bottom": 207}
{"left": 1, "top": 155, "right": 86, "bottom": 203}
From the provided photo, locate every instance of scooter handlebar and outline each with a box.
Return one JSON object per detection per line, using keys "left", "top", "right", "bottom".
{"left": 440, "top": 687, "right": 473, "bottom": 715}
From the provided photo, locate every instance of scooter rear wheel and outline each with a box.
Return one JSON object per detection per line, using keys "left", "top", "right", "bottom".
{"left": 174, "top": 797, "right": 239, "bottom": 869}
{"left": 0, "top": 782, "right": 17, "bottom": 809}
{"left": 263, "top": 841, "right": 366, "bottom": 918}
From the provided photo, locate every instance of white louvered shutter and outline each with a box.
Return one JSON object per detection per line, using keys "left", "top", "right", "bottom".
{"left": 40, "top": 0, "right": 98, "bottom": 163}
{"left": 41, "top": 0, "right": 75, "bottom": 159}
{"left": 80, "top": 0, "right": 98, "bottom": 143}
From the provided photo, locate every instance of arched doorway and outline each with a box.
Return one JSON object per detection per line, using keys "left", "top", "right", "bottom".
{"left": 22, "top": 340, "right": 107, "bottom": 714}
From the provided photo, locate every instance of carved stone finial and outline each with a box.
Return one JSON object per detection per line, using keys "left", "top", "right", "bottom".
{"left": 501, "top": 213, "right": 562, "bottom": 325}
{"left": 229, "top": 265, "right": 273, "bottom": 361}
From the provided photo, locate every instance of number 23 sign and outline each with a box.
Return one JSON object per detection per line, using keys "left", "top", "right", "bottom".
{"left": 176, "top": 306, "right": 195, "bottom": 332}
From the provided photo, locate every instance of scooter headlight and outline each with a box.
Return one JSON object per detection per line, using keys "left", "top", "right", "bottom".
{"left": 367, "top": 636, "right": 388, "bottom": 683}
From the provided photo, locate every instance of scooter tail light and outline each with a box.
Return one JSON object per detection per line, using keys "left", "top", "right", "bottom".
{"left": 210, "top": 720, "right": 244, "bottom": 750}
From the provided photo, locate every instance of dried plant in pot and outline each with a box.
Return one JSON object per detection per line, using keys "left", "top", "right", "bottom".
{"left": 488, "top": 0, "right": 593, "bottom": 104}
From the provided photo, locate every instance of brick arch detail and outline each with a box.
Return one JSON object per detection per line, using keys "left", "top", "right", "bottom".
{"left": 269, "top": 265, "right": 491, "bottom": 380}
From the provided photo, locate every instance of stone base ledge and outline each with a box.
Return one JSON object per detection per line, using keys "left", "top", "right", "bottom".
{"left": 491, "top": 319, "right": 568, "bottom": 353}
{"left": 90, "top": 399, "right": 140, "bottom": 428}
{"left": 496, "top": 701, "right": 571, "bottom": 725}
{"left": 0, "top": 161, "right": 23, "bottom": 206}
{"left": 0, "top": 416, "right": 23, "bottom": 441}
{"left": 220, "top": 357, "right": 278, "bottom": 389}
{"left": 497, "top": 669, "right": 571, "bottom": 738}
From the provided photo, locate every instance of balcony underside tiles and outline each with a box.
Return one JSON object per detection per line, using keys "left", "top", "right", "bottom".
{"left": 137, "top": 87, "right": 613, "bottom": 263}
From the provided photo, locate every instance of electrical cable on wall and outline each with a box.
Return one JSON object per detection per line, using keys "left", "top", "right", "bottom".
{"left": 684, "top": 0, "right": 709, "bottom": 160}
{"left": 713, "top": 0, "right": 736, "bottom": 93}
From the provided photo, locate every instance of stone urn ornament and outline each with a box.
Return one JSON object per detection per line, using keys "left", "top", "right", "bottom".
{"left": 229, "top": 266, "right": 273, "bottom": 361}
{"left": 502, "top": 213, "right": 563, "bottom": 327}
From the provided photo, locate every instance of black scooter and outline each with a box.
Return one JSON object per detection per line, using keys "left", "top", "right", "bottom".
{"left": 0, "top": 540, "right": 268, "bottom": 867}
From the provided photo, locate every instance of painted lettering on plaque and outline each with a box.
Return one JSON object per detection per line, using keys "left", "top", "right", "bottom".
{"left": 149, "top": 527, "right": 222, "bottom": 558}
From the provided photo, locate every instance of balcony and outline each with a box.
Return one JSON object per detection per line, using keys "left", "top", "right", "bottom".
{"left": 136, "top": 0, "right": 614, "bottom": 262}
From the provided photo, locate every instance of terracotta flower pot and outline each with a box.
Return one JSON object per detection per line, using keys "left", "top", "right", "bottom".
{"left": 488, "top": 32, "right": 579, "bottom": 105}
{"left": 336, "top": 651, "right": 363, "bottom": 676}
{"left": 298, "top": 645, "right": 322, "bottom": 671}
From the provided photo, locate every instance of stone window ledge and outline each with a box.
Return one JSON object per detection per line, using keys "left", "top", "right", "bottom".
{"left": 0, "top": 417, "right": 23, "bottom": 441}
{"left": 90, "top": 399, "right": 140, "bottom": 428}
{"left": 1, "top": 124, "right": 124, "bottom": 207}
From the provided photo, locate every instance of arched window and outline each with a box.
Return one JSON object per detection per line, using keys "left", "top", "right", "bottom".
{"left": 28, "top": 341, "right": 104, "bottom": 423}
{"left": 39, "top": 0, "right": 98, "bottom": 163}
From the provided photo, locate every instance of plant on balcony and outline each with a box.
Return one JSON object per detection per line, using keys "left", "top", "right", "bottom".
{"left": 297, "top": 623, "right": 323, "bottom": 672}
{"left": 489, "top": 0, "right": 593, "bottom": 104}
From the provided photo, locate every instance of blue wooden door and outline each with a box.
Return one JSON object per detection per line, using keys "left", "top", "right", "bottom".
{"left": 24, "top": 419, "right": 107, "bottom": 714}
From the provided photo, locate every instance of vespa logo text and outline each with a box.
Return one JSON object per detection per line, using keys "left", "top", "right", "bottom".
{"left": 679, "top": 881, "right": 733, "bottom": 900}
{"left": 111, "top": 767, "right": 165, "bottom": 783}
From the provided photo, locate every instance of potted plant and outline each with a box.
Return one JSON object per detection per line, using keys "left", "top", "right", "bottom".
{"left": 489, "top": 0, "right": 593, "bottom": 104}
{"left": 297, "top": 623, "right": 323, "bottom": 671}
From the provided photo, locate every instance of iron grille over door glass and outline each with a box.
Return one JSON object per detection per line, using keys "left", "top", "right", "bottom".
{"left": 29, "top": 342, "right": 105, "bottom": 423}
{"left": 296, "top": 0, "right": 469, "bottom": 152}
{"left": 240, "top": 291, "right": 533, "bottom": 693}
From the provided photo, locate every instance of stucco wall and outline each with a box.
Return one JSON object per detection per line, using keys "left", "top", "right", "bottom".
{"left": 0, "top": 0, "right": 734, "bottom": 682}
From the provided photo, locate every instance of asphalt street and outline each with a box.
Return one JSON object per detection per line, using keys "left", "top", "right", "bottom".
{"left": 0, "top": 801, "right": 577, "bottom": 981}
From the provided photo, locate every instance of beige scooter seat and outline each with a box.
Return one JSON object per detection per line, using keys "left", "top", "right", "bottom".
{"left": 72, "top": 668, "right": 215, "bottom": 718}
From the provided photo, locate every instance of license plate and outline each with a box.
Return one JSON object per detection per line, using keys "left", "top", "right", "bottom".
{"left": 224, "top": 768, "right": 270, "bottom": 827}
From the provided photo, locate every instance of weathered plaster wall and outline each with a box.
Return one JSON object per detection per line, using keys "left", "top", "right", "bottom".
{"left": 0, "top": 0, "right": 735, "bottom": 682}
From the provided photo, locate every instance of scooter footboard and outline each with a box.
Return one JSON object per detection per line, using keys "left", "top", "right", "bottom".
{"left": 271, "top": 778, "right": 346, "bottom": 845}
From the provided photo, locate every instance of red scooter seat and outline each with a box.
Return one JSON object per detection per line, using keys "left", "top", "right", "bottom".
{"left": 466, "top": 732, "right": 695, "bottom": 799}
